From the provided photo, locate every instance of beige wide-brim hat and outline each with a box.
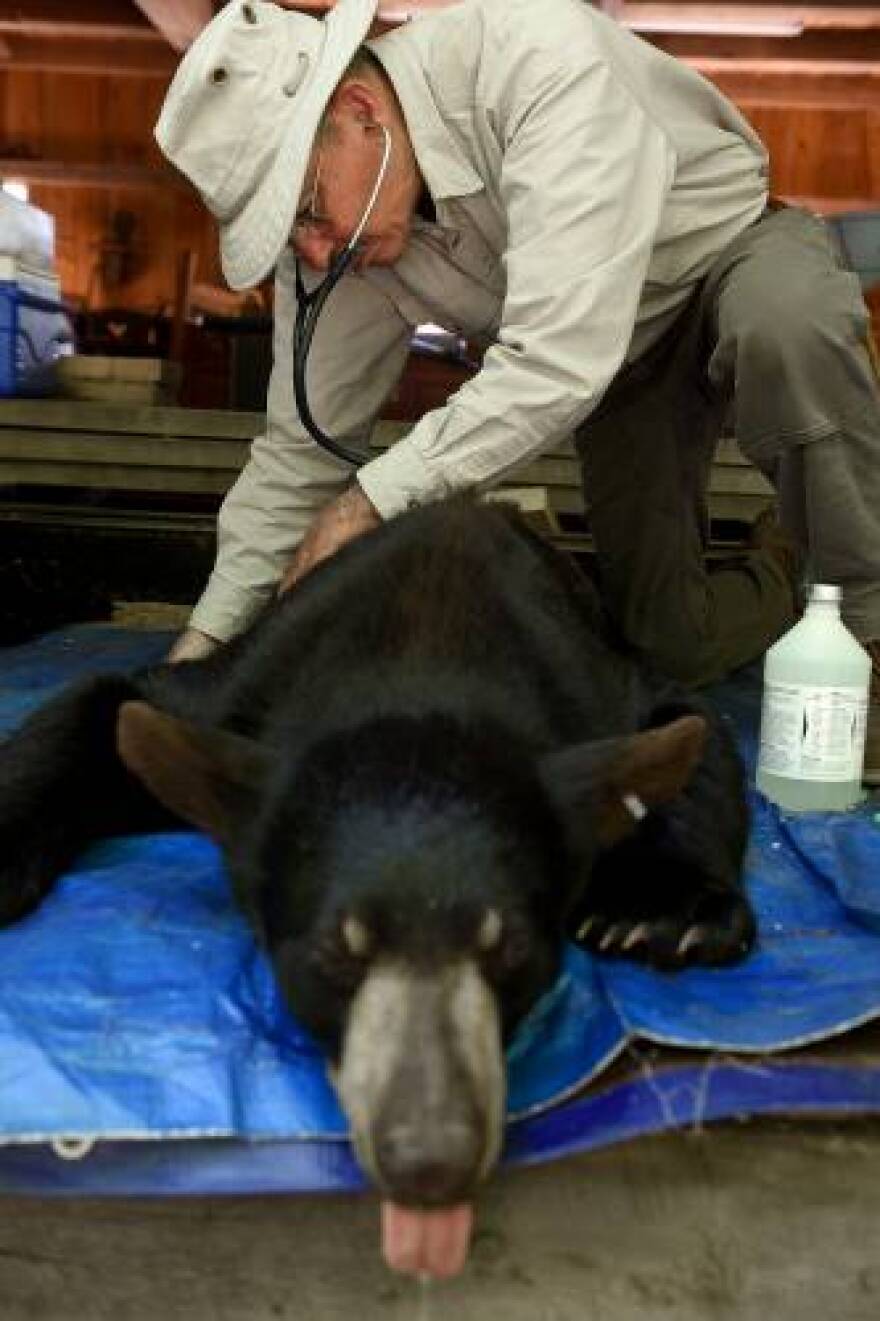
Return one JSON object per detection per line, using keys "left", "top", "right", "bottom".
{"left": 155, "top": 0, "right": 379, "bottom": 290}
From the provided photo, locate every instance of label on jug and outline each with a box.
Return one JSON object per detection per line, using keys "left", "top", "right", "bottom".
{"left": 757, "top": 683, "right": 868, "bottom": 781}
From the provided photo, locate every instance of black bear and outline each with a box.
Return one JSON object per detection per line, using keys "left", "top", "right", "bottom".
{"left": 0, "top": 497, "right": 753, "bottom": 1277}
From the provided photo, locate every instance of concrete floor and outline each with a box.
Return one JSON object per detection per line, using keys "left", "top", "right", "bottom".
{"left": 0, "top": 1120, "right": 878, "bottom": 1321}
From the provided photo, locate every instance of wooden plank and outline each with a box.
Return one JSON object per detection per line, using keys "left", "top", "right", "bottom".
{"left": 57, "top": 384, "right": 178, "bottom": 406}
{"left": 707, "top": 491, "right": 772, "bottom": 521}
{"left": 0, "top": 399, "right": 772, "bottom": 540}
{"left": 57, "top": 357, "right": 182, "bottom": 384}
{"left": 715, "top": 436, "right": 752, "bottom": 465}
{"left": 0, "top": 461, "right": 231, "bottom": 494}
{"left": 0, "top": 430, "right": 250, "bottom": 470}
{"left": 0, "top": 34, "right": 176, "bottom": 76}
{"left": 690, "top": 59, "right": 880, "bottom": 111}
{"left": 0, "top": 4, "right": 157, "bottom": 40}
{"left": 749, "top": 104, "right": 874, "bottom": 203}
{"left": 0, "top": 403, "right": 761, "bottom": 466}
{"left": 611, "top": 4, "right": 880, "bottom": 35}
{"left": 0, "top": 400, "right": 265, "bottom": 440}
{"left": 0, "top": 500, "right": 216, "bottom": 535}
{"left": 0, "top": 456, "right": 767, "bottom": 540}
{"left": 707, "top": 467, "right": 774, "bottom": 496}
{"left": 484, "top": 485, "right": 563, "bottom": 537}
{"left": 773, "top": 196, "right": 880, "bottom": 215}
{"left": 0, "top": 158, "right": 186, "bottom": 188}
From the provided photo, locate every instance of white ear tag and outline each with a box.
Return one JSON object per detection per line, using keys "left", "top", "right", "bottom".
{"left": 622, "top": 793, "right": 648, "bottom": 822}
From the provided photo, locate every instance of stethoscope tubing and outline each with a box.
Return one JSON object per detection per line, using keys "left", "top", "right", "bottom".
{"left": 292, "top": 124, "right": 393, "bottom": 468}
{"left": 293, "top": 248, "right": 365, "bottom": 466}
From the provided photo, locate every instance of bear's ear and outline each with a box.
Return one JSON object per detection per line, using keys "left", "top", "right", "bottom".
{"left": 538, "top": 715, "right": 707, "bottom": 851}
{"left": 116, "top": 700, "right": 272, "bottom": 845}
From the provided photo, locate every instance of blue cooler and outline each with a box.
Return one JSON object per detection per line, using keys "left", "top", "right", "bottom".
{"left": 0, "top": 265, "right": 73, "bottom": 397}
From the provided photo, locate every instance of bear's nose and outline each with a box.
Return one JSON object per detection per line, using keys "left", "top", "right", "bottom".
{"left": 375, "top": 1122, "right": 483, "bottom": 1207}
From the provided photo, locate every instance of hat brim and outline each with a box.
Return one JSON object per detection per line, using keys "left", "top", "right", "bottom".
{"left": 220, "top": 0, "right": 378, "bottom": 290}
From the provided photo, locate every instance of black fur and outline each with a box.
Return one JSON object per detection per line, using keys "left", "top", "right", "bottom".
{"left": 0, "top": 497, "right": 754, "bottom": 1045}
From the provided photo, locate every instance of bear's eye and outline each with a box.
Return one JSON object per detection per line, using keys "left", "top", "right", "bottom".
{"left": 480, "top": 914, "right": 533, "bottom": 982}
{"left": 341, "top": 914, "right": 372, "bottom": 959}
{"left": 476, "top": 908, "right": 503, "bottom": 952}
{"left": 308, "top": 916, "right": 373, "bottom": 991}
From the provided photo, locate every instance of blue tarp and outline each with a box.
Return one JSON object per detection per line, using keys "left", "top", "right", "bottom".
{"left": 0, "top": 624, "right": 879, "bottom": 1194}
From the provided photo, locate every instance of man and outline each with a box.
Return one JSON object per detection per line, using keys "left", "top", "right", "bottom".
{"left": 155, "top": 0, "right": 880, "bottom": 781}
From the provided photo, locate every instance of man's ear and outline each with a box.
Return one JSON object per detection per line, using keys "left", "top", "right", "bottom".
{"left": 116, "top": 701, "right": 272, "bottom": 845}
{"left": 538, "top": 715, "right": 708, "bottom": 850}
{"left": 327, "top": 77, "right": 382, "bottom": 129}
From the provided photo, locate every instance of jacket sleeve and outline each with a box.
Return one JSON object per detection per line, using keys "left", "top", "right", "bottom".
{"left": 189, "top": 249, "right": 412, "bottom": 641}
{"left": 358, "top": 49, "right": 677, "bottom": 521}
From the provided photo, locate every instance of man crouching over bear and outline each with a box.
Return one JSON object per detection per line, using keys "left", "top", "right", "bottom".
{"left": 0, "top": 498, "right": 754, "bottom": 1278}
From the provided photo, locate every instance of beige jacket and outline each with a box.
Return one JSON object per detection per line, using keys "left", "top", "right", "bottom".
{"left": 190, "top": 0, "right": 769, "bottom": 642}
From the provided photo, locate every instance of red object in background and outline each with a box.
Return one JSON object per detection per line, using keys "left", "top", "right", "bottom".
{"left": 177, "top": 321, "right": 479, "bottom": 417}
{"left": 865, "top": 285, "right": 880, "bottom": 352}
{"left": 178, "top": 322, "right": 234, "bottom": 410}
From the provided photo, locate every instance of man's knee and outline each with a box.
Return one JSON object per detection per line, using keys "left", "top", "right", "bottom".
{"left": 613, "top": 603, "right": 721, "bottom": 688}
{"left": 712, "top": 271, "right": 872, "bottom": 460}
{"left": 638, "top": 631, "right": 722, "bottom": 688}
{"left": 732, "top": 281, "right": 863, "bottom": 380}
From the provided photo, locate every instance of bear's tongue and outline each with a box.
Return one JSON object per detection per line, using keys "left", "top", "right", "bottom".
{"left": 381, "top": 1201, "right": 474, "bottom": 1279}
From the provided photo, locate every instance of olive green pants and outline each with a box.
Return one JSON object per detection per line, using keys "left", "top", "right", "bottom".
{"left": 576, "top": 206, "right": 880, "bottom": 686}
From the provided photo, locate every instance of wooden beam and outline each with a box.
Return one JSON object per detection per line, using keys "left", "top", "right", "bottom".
{"left": 0, "top": 21, "right": 157, "bottom": 42}
{"left": 0, "top": 158, "right": 190, "bottom": 191}
{"left": 608, "top": 5, "right": 880, "bottom": 35}
{"left": 0, "top": 0, "right": 152, "bottom": 28}
{"left": 0, "top": 34, "right": 176, "bottom": 76}
{"left": 0, "top": 13, "right": 156, "bottom": 42}
{"left": 132, "top": 0, "right": 215, "bottom": 52}
{"left": 692, "top": 58, "right": 880, "bottom": 110}
{"left": 777, "top": 197, "right": 880, "bottom": 217}
{"left": 653, "top": 32, "right": 880, "bottom": 64}
{"left": 290, "top": 0, "right": 880, "bottom": 32}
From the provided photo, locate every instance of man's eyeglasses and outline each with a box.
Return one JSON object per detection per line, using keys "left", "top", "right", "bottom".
{"left": 293, "top": 123, "right": 392, "bottom": 254}
{"left": 294, "top": 144, "right": 328, "bottom": 233}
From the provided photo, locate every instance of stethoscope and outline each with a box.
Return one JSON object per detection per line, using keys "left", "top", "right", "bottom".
{"left": 293, "top": 123, "right": 392, "bottom": 468}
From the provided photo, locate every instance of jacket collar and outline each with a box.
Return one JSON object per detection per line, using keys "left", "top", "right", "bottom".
{"left": 368, "top": 32, "right": 484, "bottom": 203}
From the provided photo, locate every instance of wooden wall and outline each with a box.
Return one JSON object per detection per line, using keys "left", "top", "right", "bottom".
{"left": 1, "top": 66, "right": 219, "bottom": 312}
{"left": 734, "top": 104, "right": 879, "bottom": 215}
{"left": 1, "top": 3, "right": 877, "bottom": 315}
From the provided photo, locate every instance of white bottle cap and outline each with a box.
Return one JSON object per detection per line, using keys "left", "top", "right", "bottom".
{"left": 808, "top": 583, "right": 842, "bottom": 604}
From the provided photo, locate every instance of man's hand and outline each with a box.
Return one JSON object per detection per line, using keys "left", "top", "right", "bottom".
{"left": 278, "top": 484, "right": 381, "bottom": 595}
{"left": 167, "top": 628, "right": 221, "bottom": 664}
